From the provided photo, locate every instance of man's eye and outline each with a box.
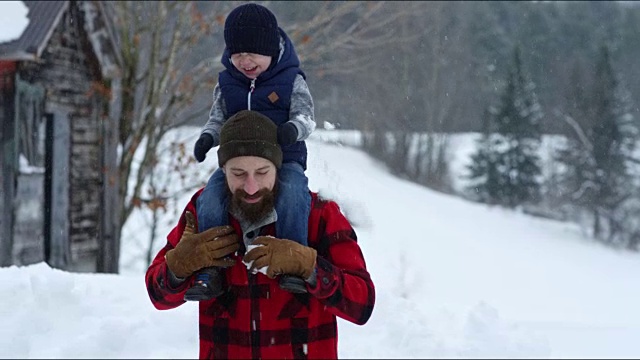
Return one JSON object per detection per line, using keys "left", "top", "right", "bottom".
{"left": 257, "top": 171, "right": 268, "bottom": 176}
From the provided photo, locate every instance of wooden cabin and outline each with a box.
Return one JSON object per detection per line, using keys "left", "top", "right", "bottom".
{"left": 0, "top": 1, "right": 121, "bottom": 272}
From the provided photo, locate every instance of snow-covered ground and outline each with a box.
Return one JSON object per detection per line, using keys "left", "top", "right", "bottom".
{"left": 2, "top": 128, "right": 640, "bottom": 358}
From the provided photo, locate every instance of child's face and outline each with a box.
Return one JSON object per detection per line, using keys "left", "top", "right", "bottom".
{"left": 230, "top": 52, "right": 272, "bottom": 79}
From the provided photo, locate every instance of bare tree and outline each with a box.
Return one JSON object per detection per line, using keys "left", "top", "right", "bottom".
{"left": 108, "top": 1, "right": 427, "bottom": 230}
{"left": 107, "top": 1, "right": 236, "bottom": 231}
{"left": 355, "top": 2, "right": 474, "bottom": 193}
{"left": 282, "top": 1, "right": 418, "bottom": 77}
{"left": 105, "top": 1, "right": 432, "bottom": 269}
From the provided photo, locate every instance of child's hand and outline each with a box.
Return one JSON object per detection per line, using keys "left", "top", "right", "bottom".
{"left": 194, "top": 133, "right": 214, "bottom": 162}
{"left": 277, "top": 122, "right": 298, "bottom": 146}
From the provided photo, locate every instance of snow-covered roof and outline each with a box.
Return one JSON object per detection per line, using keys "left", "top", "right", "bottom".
{"left": 0, "top": 1, "right": 121, "bottom": 78}
{"left": 0, "top": 1, "right": 67, "bottom": 61}
{"left": 0, "top": 1, "right": 29, "bottom": 44}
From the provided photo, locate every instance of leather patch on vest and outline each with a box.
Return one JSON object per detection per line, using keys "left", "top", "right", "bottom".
{"left": 268, "top": 91, "right": 279, "bottom": 103}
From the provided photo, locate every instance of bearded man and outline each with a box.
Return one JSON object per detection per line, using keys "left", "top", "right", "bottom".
{"left": 145, "top": 110, "right": 375, "bottom": 359}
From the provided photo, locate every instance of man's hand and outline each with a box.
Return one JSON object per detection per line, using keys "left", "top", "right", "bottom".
{"left": 165, "top": 211, "right": 239, "bottom": 278}
{"left": 242, "top": 236, "right": 317, "bottom": 279}
{"left": 194, "top": 133, "right": 214, "bottom": 162}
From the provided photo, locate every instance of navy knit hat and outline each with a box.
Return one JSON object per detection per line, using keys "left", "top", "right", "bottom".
{"left": 218, "top": 110, "right": 283, "bottom": 169}
{"left": 224, "top": 3, "right": 280, "bottom": 58}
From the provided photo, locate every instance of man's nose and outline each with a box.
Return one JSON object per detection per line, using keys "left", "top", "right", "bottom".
{"left": 244, "top": 175, "right": 259, "bottom": 195}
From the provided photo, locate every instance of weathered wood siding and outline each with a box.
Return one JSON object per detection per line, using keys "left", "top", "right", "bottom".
{"left": 0, "top": 68, "right": 15, "bottom": 266}
{"left": 11, "top": 76, "right": 46, "bottom": 266}
{"left": 13, "top": 173, "right": 45, "bottom": 264}
{"left": 19, "top": 1, "right": 107, "bottom": 272}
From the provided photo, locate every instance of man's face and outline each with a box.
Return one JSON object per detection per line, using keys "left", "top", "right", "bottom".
{"left": 224, "top": 156, "right": 277, "bottom": 222}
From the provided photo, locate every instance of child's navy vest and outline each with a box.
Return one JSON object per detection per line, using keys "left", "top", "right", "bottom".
{"left": 218, "top": 29, "right": 308, "bottom": 170}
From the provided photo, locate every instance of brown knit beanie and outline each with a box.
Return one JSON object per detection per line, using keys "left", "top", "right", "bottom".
{"left": 217, "top": 110, "right": 283, "bottom": 168}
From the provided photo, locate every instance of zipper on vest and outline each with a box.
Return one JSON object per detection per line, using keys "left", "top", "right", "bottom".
{"left": 247, "top": 78, "right": 256, "bottom": 110}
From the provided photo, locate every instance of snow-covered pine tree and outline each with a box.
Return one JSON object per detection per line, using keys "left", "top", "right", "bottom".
{"left": 466, "top": 46, "right": 543, "bottom": 208}
{"left": 556, "top": 45, "right": 638, "bottom": 243}
{"left": 466, "top": 108, "right": 501, "bottom": 204}
{"left": 552, "top": 57, "right": 593, "bottom": 216}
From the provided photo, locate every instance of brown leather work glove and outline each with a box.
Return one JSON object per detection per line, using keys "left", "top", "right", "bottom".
{"left": 165, "top": 211, "right": 239, "bottom": 278}
{"left": 243, "top": 236, "right": 317, "bottom": 279}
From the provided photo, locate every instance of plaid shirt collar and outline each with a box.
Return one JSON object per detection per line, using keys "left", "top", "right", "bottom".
{"left": 229, "top": 206, "right": 277, "bottom": 246}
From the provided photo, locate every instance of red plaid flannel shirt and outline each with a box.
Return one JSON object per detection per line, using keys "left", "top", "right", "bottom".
{"left": 146, "top": 190, "right": 375, "bottom": 359}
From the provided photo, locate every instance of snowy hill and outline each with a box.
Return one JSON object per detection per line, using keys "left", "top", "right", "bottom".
{"left": 2, "top": 128, "right": 640, "bottom": 358}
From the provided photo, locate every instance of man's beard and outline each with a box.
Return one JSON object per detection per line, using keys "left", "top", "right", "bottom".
{"left": 228, "top": 182, "right": 278, "bottom": 224}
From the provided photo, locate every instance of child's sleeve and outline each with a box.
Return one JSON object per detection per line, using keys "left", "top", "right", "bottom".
{"left": 201, "top": 83, "right": 226, "bottom": 147}
{"left": 288, "top": 74, "right": 316, "bottom": 141}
